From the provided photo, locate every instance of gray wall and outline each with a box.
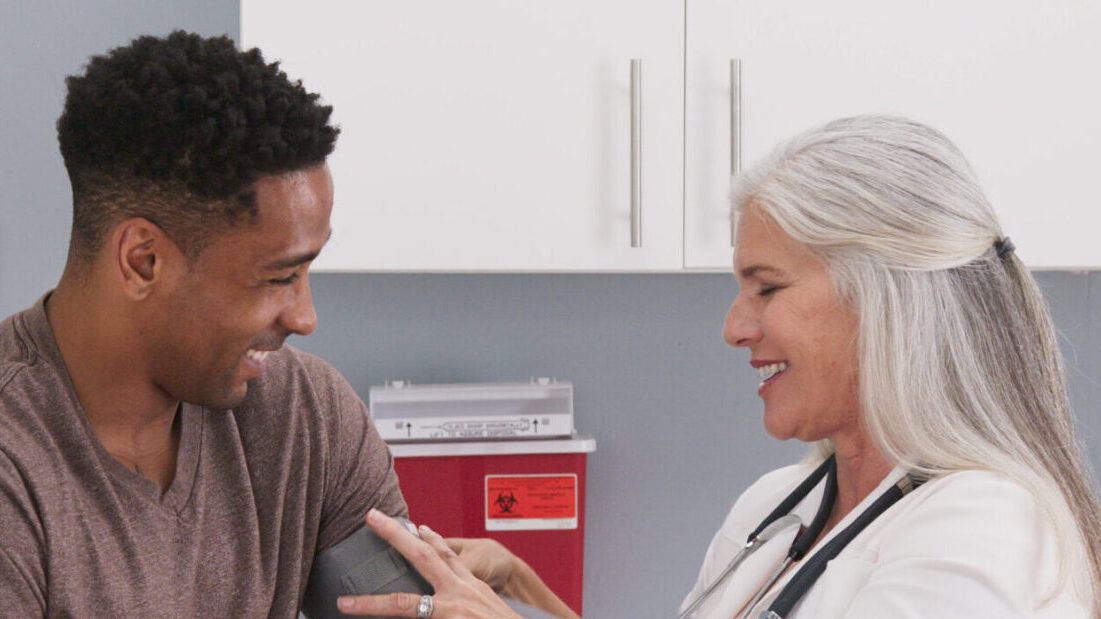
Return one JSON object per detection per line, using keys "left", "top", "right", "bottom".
{"left": 1, "top": 3, "right": 1098, "bottom": 618}
{"left": 300, "top": 272, "right": 1101, "bottom": 618}
{"left": 0, "top": 1, "right": 239, "bottom": 318}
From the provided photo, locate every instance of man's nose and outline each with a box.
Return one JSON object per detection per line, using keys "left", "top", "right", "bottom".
{"left": 280, "top": 276, "right": 318, "bottom": 336}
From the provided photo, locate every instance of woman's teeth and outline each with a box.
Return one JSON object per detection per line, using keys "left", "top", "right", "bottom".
{"left": 246, "top": 349, "right": 271, "bottom": 363}
{"left": 757, "top": 362, "right": 788, "bottom": 381}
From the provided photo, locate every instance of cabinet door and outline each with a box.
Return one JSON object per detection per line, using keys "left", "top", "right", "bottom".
{"left": 686, "top": 0, "right": 1101, "bottom": 269}
{"left": 243, "top": 1, "right": 683, "bottom": 271}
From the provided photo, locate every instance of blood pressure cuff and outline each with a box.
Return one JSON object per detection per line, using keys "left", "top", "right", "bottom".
{"left": 302, "top": 519, "right": 431, "bottom": 619}
{"left": 301, "top": 520, "right": 562, "bottom": 619}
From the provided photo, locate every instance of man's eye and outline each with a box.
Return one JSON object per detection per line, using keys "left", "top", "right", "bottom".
{"left": 759, "top": 285, "right": 779, "bottom": 297}
{"left": 270, "top": 273, "right": 299, "bottom": 286}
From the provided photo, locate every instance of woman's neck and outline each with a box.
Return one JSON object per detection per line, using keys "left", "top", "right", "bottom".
{"left": 826, "top": 432, "right": 893, "bottom": 530}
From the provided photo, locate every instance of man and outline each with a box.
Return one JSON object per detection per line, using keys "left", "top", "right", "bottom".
{"left": 0, "top": 31, "right": 406, "bottom": 616}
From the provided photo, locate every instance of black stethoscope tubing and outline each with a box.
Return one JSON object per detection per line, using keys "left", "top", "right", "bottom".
{"left": 751, "top": 455, "right": 838, "bottom": 563}
{"left": 680, "top": 454, "right": 924, "bottom": 619}
{"left": 761, "top": 456, "right": 923, "bottom": 618}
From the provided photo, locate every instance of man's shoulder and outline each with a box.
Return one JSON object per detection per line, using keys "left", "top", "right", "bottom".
{"left": 276, "top": 345, "right": 342, "bottom": 378}
{"left": 0, "top": 302, "right": 78, "bottom": 487}
{"left": 0, "top": 307, "right": 37, "bottom": 381}
{"left": 0, "top": 302, "right": 61, "bottom": 411}
{"left": 251, "top": 344, "right": 348, "bottom": 393}
{"left": 0, "top": 294, "right": 55, "bottom": 370}
{"left": 238, "top": 344, "right": 361, "bottom": 422}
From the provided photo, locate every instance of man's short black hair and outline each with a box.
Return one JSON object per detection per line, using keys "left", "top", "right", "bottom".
{"left": 57, "top": 30, "right": 339, "bottom": 258}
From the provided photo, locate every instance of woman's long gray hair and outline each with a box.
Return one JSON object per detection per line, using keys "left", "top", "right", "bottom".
{"left": 732, "top": 115, "right": 1100, "bottom": 609}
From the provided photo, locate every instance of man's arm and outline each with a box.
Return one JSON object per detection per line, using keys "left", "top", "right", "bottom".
{"left": 0, "top": 548, "right": 45, "bottom": 615}
{"left": 306, "top": 354, "right": 407, "bottom": 553}
{"left": 336, "top": 511, "right": 580, "bottom": 619}
{"left": 0, "top": 456, "right": 47, "bottom": 616}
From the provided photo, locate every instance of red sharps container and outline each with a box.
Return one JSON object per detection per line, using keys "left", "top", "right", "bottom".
{"left": 371, "top": 380, "right": 595, "bottom": 616}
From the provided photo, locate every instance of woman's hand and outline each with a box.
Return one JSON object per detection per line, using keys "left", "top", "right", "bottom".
{"left": 444, "top": 537, "right": 579, "bottom": 619}
{"left": 336, "top": 509, "right": 523, "bottom": 619}
{"left": 444, "top": 537, "right": 516, "bottom": 592}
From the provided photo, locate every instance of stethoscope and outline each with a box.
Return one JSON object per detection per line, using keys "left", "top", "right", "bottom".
{"left": 677, "top": 455, "right": 924, "bottom": 619}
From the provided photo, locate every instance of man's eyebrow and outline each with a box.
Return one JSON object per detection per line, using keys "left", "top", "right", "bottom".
{"left": 263, "top": 251, "right": 320, "bottom": 271}
{"left": 262, "top": 231, "right": 332, "bottom": 270}
{"left": 738, "top": 264, "right": 784, "bottom": 279}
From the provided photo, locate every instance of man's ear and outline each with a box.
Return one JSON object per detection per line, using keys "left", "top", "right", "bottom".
{"left": 112, "top": 218, "right": 180, "bottom": 300}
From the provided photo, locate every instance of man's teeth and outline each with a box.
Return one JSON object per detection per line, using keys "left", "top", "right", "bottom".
{"left": 246, "top": 349, "right": 271, "bottom": 363}
{"left": 757, "top": 362, "right": 788, "bottom": 381}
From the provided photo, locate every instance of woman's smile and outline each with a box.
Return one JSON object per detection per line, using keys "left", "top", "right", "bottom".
{"left": 753, "top": 360, "right": 789, "bottom": 394}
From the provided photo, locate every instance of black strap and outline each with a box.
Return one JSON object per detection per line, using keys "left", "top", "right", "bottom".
{"left": 788, "top": 456, "right": 837, "bottom": 561}
{"left": 766, "top": 475, "right": 925, "bottom": 618}
{"left": 747, "top": 455, "right": 836, "bottom": 544}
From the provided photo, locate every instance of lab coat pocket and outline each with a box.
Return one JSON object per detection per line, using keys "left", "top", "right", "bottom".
{"left": 797, "top": 549, "right": 878, "bottom": 619}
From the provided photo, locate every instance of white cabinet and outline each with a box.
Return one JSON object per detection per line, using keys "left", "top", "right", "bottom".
{"left": 244, "top": 1, "right": 1101, "bottom": 272}
{"left": 242, "top": 1, "right": 685, "bottom": 271}
{"left": 686, "top": 0, "right": 1101, "bottom": 269}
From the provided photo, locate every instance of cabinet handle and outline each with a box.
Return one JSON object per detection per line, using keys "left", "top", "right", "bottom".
{"left": 730, "top": 58, "right": 742, "bottom": 247}
{"left": 631, "top": 58, "right": 642, "bottom": 248}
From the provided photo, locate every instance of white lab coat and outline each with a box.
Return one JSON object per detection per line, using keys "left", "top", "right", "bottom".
{"left": 679, "top": 461, "right": 1091, "bottom": 618}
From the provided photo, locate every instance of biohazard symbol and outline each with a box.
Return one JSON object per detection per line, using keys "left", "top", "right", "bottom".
{"left": 493, "top": 491, "right": 519, "bottom": 514}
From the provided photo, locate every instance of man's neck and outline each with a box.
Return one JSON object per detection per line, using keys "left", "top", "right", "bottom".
{"left": 46, "top": 277, "right": 182, "bottom": 492}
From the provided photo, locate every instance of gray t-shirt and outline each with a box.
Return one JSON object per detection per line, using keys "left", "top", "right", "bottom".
{"left": 0, "top": 296, "right": 407, "bottom": 617}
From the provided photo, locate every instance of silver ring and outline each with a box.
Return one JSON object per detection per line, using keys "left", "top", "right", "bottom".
{"left": 416, "top": 594, "right": 434, "bottom": 619}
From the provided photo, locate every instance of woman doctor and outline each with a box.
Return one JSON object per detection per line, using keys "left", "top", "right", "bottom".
{"left": 340, "top": 116, "right": 1101, "bottom": 618}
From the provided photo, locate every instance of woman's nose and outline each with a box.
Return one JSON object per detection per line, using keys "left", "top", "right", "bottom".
{"left": 722, "top": 294, "right": 760, "bottom": 348}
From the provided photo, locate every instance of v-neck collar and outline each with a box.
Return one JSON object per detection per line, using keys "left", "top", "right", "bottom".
{"left": 81, "top": 403, "right": 204, "bottom": 515}
{"left": 20, "top": 293, "right": 205, "bottom": 517}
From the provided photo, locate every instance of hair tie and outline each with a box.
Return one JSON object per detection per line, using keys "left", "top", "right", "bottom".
{"left": 994, "top": 237, "right": 1015, "bottom": 259}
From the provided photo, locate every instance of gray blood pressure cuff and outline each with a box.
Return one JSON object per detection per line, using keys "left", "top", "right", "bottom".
{"left": 301, "top": 519, "right": 562, "bottom": 619}
{"left": 302, "top": 519, "right": 431, "bottom": 619}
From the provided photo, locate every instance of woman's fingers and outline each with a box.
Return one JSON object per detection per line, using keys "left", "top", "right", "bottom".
{"left": 349, "top": 511, "right": 525, "bottom": 618}
{"left": 337, "top": 591, "right": 460, "bottom": 618}
{"left": 337, "top": 590, "right": 418, "bottom": 617}
{"left": 442, "top": 537, "right": 514, "bottom": 592}
{"left": 363, "top": 509, "right": 459, "bottom": 589}
{"left": 446, "top": 538, "right": 465, "bottom": 553}
{"left": 418, "top": 525, "right": 478, "bottom": 581}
